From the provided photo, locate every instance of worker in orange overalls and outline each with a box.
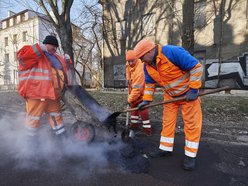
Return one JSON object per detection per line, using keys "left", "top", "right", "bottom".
{"left": 17, "top": 35, "right": 70, "bottom": 148}
{"left": 134, "top": 39, "right": 203, "bottom": 171}
{"left": 126, "top": 50, "right": 151, "bottom": 136}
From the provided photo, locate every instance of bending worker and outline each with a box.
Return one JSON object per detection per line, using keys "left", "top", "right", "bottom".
{"left": 126, "top": 50, "right": 151, "bottom": 136}
{"left": 134, "top": 39, "right": 203, "bottom": 171}
{"left": 17, "top": 35, "right": 69, "bottom": 147}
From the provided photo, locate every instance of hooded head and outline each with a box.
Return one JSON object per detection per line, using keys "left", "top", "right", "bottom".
{"left": 43, "top": 35, "right": 59, "bottom": 47}
{"left": 126, "top": 50, "right": 137, "bottom": 68}
{"left": 126, "top": 50, "right": 137, "bottom": 61}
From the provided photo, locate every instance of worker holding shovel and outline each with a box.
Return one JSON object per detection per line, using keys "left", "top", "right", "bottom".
{"left": 134, "top": 39, "right": 203, "bottom": 171}
{"left": 126, "top": 50, "right": 151, "bottom": 136}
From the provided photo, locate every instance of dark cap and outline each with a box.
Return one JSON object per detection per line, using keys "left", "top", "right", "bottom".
{"left": 43, "top": 35, "right": 59, "bottom": 47}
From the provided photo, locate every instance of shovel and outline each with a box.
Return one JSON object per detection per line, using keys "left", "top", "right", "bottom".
{"left": 105, "top": 86, "right": 230, "bottom": 120}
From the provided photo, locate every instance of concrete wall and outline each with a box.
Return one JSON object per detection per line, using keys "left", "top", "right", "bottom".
{"left": 102, "top": 0, "right": 248, "bottom": 88}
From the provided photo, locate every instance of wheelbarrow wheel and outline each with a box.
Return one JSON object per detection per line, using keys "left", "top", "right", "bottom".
{"left": 70, "top": 121, "right": 95, "bottom": 143}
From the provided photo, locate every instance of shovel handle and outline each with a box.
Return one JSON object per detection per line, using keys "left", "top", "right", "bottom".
{"left": 123, "top": 86, "right": 230, "bottom": 113}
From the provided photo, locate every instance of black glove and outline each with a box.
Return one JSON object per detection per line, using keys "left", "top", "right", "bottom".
{"left": 137, "top": 101, "right": 150, "bottom": 110}
{"left": 186, "top": 88, "right": 199, "bottom": 101}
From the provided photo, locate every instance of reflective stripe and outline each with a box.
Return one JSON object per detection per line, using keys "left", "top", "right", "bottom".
{"left": 19, "top": 76, "right": 50, "bottom": 81}
{"left": 145, "top": 85, "right": 155, "bottom": 89}
{"left": 169, "top": 83, "right": 189, "bottom": 96}
{"left": 17, "top": 57, "right": 25, "bottom": 67}
{"left": 52, "top": 125, "right": 64, "bottom": 130}
{"left": 142, "top": 124, "right": 151, "bottom": 128}
{"left": 185, "top": 150, "right": 197, "bottom": 158}
{"left": 144, "top": 90, "right": 153, "bottom": 95}
{"left": 53, "top": 125, "right": 65, "bottom": 135}
{"left": 190, "top": 66, "right": 203, "bottom": 75}
{"left": 131, "top": 120, "right": 140, "bottom": 123}
{"left": 160, "top": 136, "right": 174, "bottom": 144}
{"left": 131, "top": 115, "right": 139, "bottom": 119}
{"left": 55, "top": 127, "right": 65, "bottom": 135}
{"left": 49, "top": 112, "right": 61, "bottom": 117}
{"left": 159, "top": 144, "right": 173, "bottom": 152}
{"left": 190, "top": 75, "right": 201, "bottom": 82}
{"left": 164, "top": 72, "right": 189, "bottom": 90}
{"left": 132, "top": 84, "right": 143, "bottom": 88}
{"left": 142, "top": 120, "right": 150, "bottom": 124}
{"left": 185, "top": 140, "right": 199, "bottom": 149}
{"left": 32, "top": 44, "right": 42, "bottom": 58}
{"left": 19, "top": 68, "right": 49, "bottom": 75}
{"left": 27, "top": 115, "right": 40, "bottom": 121}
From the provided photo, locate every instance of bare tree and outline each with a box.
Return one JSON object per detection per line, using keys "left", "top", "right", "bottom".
{"left": 182, "top": 0, "right": 195, "bottom": 54}
{"left": 34, "top": 0, "right": 75, "bottom": 64}
{"left": 72, "top": 0, "right": 103, "bottom": 88}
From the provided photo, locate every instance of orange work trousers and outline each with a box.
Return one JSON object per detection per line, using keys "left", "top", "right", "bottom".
{"left": 130, "top": 100, "right": 150, "bottom": 129}
{"left": 25, "top": 98, "right": 65, "bottom": 136}
{"left": 159, "top": 93, "right": 202, "bottom": 158}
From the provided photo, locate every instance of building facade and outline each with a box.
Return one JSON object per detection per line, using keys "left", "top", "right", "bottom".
{"left": 0, "top": 9, "right": 95, "bottom": 89}
{"left": 101, "top": 0, "right": 248, "bottom": 89}
{"left": 0, "top": 10, "right": 55, "bottom": 89}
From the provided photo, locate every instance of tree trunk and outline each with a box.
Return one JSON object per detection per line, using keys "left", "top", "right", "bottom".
{"left": 56, "top": 18, "right": 74, "bottom": 65}
{"left": 217, "top": 0, "right": 226, "bottom": 88}
{"left": 182, "top": 0, "right": 195, "bottom": 54}
{"left": 37, "top": 0, "right": 74, "bottom": 66}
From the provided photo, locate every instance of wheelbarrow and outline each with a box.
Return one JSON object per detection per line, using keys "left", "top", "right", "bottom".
{"left": 62, "top": 85, "right": 116, "bottom": 143}
{"left": 62, "top": 84, "right": 230, "bottom": 143}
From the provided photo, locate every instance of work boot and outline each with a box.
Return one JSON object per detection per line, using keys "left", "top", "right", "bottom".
{"left": 182, "top": 156, "right": 196, "bottom": 171}
{"left": 148, "top": 149, "right": 172, "bottom": 158}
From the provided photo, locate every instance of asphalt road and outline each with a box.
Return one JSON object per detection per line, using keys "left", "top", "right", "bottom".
{"left": 0, "top": 109, "right": 247, "bottom": 186}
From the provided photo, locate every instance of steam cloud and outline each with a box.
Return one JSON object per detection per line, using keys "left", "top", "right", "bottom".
{"left": 0, "top": 110, "right": 124, "bottom": 178}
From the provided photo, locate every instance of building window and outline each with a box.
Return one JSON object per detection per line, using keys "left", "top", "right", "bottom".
{"left": 6, "top": 20, "right": 9, "bottom": 27}
{"left": 5, "top": 53, "right": 9, "bottom": 63}
{"left": 4, "top": 37, "right": 8, "bottom": 46}
{"left": 23, "top": 31, "right": 27, "bottom": 42}
{"left": 4, "top": 53, "right": 11, "bottom": 85}
{"left": 13, "top": 34, "right": 17, "bottom": 44}
{"left": 21, "top": 14, "right": 25, "bottom": 22}
{"left": 13, "top": 17, "right": 17, "bottom": 25}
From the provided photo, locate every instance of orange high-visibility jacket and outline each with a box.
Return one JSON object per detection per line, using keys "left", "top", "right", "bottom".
{"left": 143, "top": 45, "right": 203, "bottom": 101}
{"left": 126, "top": 59, "right": 145, "bottom": 103}
{"left": 17, "top": 43, "right": 68, "bottom": 100}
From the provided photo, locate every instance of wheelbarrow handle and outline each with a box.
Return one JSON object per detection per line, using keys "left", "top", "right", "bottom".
{"left": 123, "top": 86, "right": 230, "bottom": 113}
